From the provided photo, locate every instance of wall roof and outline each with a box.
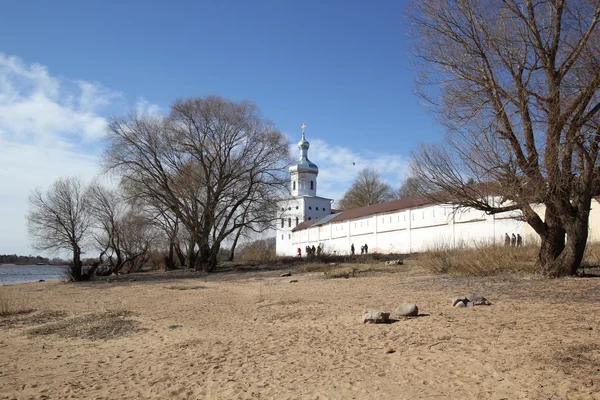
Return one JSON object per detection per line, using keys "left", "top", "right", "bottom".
{"left": 292, "top": 196, "right": 432, "bottom": 232}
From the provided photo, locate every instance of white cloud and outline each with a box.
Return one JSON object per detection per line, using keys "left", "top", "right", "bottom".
{"left": 0, "top": 53, "right": 159, "bottom": 257}
{"left": 289, "top": 138, "right": 409, "bottom": 201}
{"left": 0, "top": 53, "right": 122, "bottom": 147}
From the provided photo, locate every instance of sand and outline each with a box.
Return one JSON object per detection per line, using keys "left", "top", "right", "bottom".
{"left": 1, "top": 264, "right": 600, "bottom": 399}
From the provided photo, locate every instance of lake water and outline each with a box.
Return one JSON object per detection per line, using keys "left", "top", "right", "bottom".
{"left": 0, "top": 264, "right": 69, "bottom": 285}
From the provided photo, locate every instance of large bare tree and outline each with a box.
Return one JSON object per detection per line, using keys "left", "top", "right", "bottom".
{"left": 104, "top": 96, "right": 290, "bottom": 272}
{"left": 27, "top": 177, "right": 92, "bottom": 281}
{"left": 337, "top": 168, "right": 394, "bottom": 210}
{"left": 408, "top": 0, "right": 600, "bottom": 276}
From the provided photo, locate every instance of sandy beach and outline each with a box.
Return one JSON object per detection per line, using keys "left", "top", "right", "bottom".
{"left": 1, "top": 263, "right": 600, "bottom": 399}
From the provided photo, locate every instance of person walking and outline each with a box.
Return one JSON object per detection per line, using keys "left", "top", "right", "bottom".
{"left": 364, "top": 244, "right": 369, "bottom": 254}
{"left": 351, "top": 243, "right": 355, "bottom": 256}
{"left": 516, "top": 234, "right": 523, "bottom": 248}
{"left": 511, "top": 233, "right": 516, "bottom": 247}
{"left": 360, "top": 245, "right": 364, "bottom": 255}
{"left": 297, "top": 248, "right": 302, "bottom": 257}
{"left": 504, "top": 233, "right": 510, "bottom": 247}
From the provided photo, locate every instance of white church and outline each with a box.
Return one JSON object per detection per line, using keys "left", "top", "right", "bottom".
{"left": 276, "top": 127, "right": 600, "bottom": 256}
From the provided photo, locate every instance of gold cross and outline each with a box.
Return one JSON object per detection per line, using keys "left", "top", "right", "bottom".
{"left": 301, "top": 123, "right": 306, "bottom": 134}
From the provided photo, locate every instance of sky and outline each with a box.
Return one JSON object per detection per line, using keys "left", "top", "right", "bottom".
{"left": 0, "top": 0, "right": 443, "bottom": 256}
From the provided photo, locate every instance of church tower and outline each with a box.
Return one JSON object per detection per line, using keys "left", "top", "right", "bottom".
{"left": 289, "top": 124, "right": 319, "bottom": 197}
{"left": 276, "top": 124, "right": 333, "bottom": 256}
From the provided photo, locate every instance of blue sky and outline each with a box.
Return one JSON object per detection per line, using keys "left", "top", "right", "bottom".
{"left": 0, "top": 0, "right": 443, "bottom": 255}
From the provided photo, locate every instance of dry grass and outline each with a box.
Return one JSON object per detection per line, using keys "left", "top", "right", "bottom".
{"left": 300, "top": 262, "right": 404, "bottom": 278}
{"left": 414, "top": 243, "right": 538, "bottom": 275}
{"left": 165, "top": 285, "right": 206, "bottom": 291}
{"left": 0, "top": 291, "right": 34, "bottom": 317}
{"left": 550, "top": 343, "right": 600, "bottom": 376}
{"left": 28, "top": 310, "right": 144, "bottom": 340}
{"left": 0, "top": 310, "right": 67, "bottom": 328}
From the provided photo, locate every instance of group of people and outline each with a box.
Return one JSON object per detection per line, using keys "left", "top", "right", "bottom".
{"left": 350, "top": 243, "right": 368, "bottom": 255}
{"left": 297, "top": 244, "right": 322, "bottom": 257}
{"left": 504, "top": 233, "right": 523, "bottom": 248}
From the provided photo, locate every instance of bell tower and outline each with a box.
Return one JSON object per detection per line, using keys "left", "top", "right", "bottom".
{"left": 289, "top": 124, "right": 319, "bottom": 197}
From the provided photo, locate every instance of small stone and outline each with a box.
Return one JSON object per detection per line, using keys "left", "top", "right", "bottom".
{"left": 289, "top": 279, "right": 298, "bottom": 283}
{"left": 280, "top": 272, "right": 292, "bottom": 277}
{"left": 385, "top": 259, "right": 403, "bottom": 266}
{"left": 395, "top": 303, "right": 419, "bottom": 317}
{"left": 451, "top": 297, "right": 467, "bottom": 306}
{"left": 362, "top": 309, "right": 390, "bottom": 324}
{"left": 386, "top": 348, "right": 395, "bottom": 354}
{"left": 466, "top": 295, "right": 487, "bottom": 303}
{"left": 454, "top": 301, "right": 467, "bottom": 308}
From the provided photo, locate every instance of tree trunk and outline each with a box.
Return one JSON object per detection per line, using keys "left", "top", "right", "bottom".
{"left": 175, "top": 243, "right": 186, "bottom": 267}
{"left": 164, "top": 241, "right": 176, "bottom": 270}
{"left": 228, "top": 228, "right": 244, "bottom": 262}
{"left": 69, "top": 244, "right": 83, "bottom": 281}
{"left": 196, "top": 241, "right": 211, "bottom": 272}
{"left": 539, "top": 224, "right": 566, "bottom": 277}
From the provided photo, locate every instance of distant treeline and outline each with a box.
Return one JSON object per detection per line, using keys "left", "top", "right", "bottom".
{"left": 0, "top": 254, "right": 65, "bottom": 265}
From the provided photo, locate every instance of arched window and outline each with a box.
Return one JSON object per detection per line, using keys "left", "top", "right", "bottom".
{"left": 316, "top": 207, "right": 319, "bottom": 211}
{"left": 281, "top": 218, "right": 284, "bottom": 228}
{"left": 296, "top": 217, "right": 299, "bottom": 226}
{"left": 288, "top": 218, "right": 291, "bottom": 227}
{"left": 293, "top": 181, "right": 296, "bottom": 190}
{"left": 309, "top": 206, "right": 312, "bottom": 210}
{"left": 310, "top": 181, "right": 314, "bottom": 190}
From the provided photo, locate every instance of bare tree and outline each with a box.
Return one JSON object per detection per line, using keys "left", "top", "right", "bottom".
{"left": 338, "top": 168, "right": 394, "bottom": 210}
{"left": 408, "top": 0, "right": 600, "bottom": 276}
{"left": 395, "top": 176, "right": 425, "bottom": 199}
{"left": 27, "top": 177, "right": 92, "bottom": 281}
{"left": 88, "top": 183, "right": 156, "bottom": 275}
{"left": 104, "top": 96, "right": 290, "bottom": 272}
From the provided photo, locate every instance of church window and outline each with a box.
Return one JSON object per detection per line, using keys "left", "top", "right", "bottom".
{"left": 296, "top": 217, "right": 299, "bottom": 226}
{"left": 308, "top": 217, "right": 312, "bottom": 220}
{"left": 288, "top": 207, "right": 291, "bottom": 210}
{"left": 296, "top": 206, "right": 299, "bottom": 210}
{"left": 281, "top": 207, "right": 284, "bottom": 211}
{"left": 289, "top": 234, "right": 291, "bottom": 239}
{"left": 293, "top": 181, "right": 296, "bottom": 190}
{"left": 281, "top": 219, "right": 284, "bottom": 228}
{"left": 309, "top": 206, "right": 312, "bottom": 210}
{"left": 310, "top": 181, "right": 314, "bottom": 190}
{"left": 316, "top": 207, "right": 319, "bottom": 210}
{"left": 288, "top": 218, "right": 291, "bottom": 227}
{"left": 281, "top": 235, "right": 284, "bottom": 240}
{"left": 389, "top": 216, "right": 392, "bottom": 222}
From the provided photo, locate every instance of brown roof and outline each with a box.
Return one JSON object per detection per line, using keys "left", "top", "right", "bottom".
{"left": 292, "top": 196, "right": 432, "bottom": 232}
{"left": 292, "top": 217, "right": 324, "bottom": 232}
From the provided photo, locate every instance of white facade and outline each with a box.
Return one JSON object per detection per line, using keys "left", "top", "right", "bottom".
{"left": 276, "top": 127, "right": 333, "bottom": 256}
{"left": 290, "top": 202, "right": 525, "bottom": 255}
